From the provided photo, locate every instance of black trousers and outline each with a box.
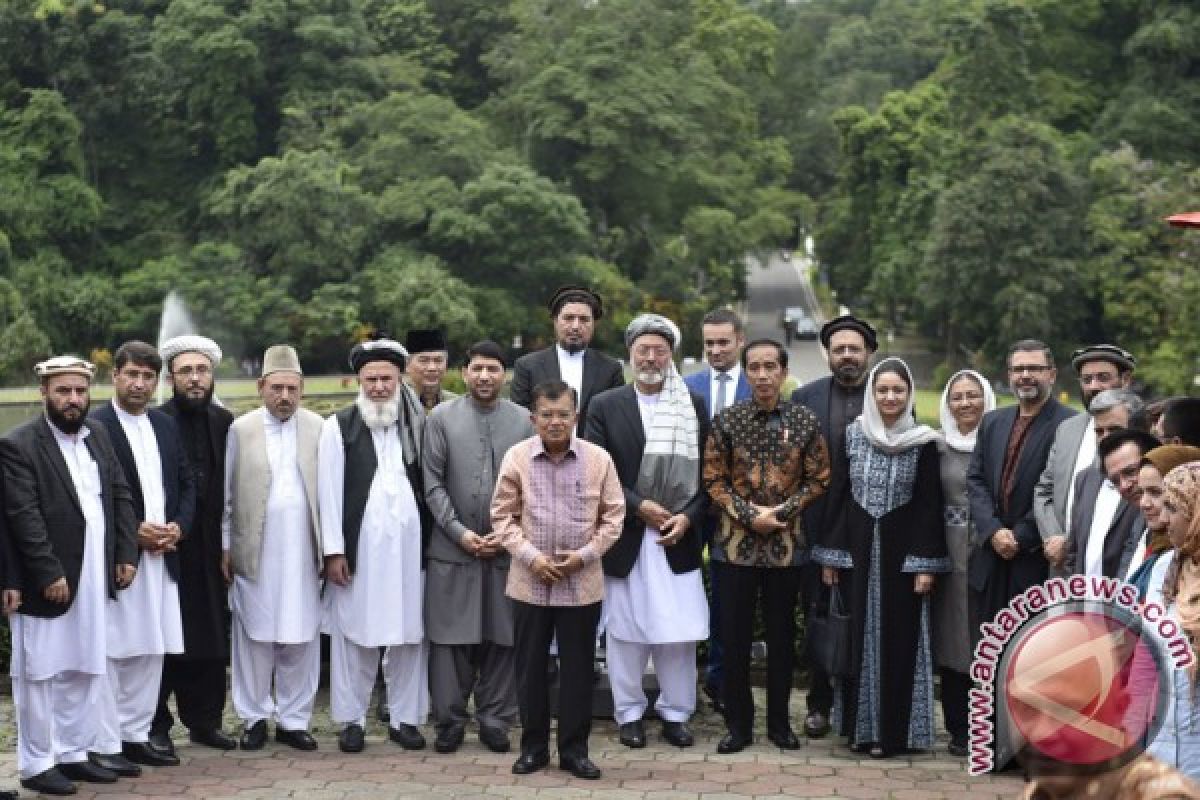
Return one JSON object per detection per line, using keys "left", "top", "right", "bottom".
{"left": 940, "top": 668, "right": 971, "bottom": 745}
{"left": 513, "top": 600, "right": 601, "bottom": 760}
{"left": 800, "top": 561, "right": 833, "bottom": 714}
{"left": 715, "top": 561, "right": 801, "bottom": 738}
{"left": 152, "top": 655, "right": 228, "bottom": 735}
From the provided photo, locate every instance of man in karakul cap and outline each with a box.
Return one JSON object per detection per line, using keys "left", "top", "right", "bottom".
{"left": 405, "top": 329, "right": 458, "bottom": 414}
{"left": 1034, "top": 344, "right": 1137, "bottom": 570}
{"left": 221, "top": 346, "right": 324, "bottom": 752}
{"left": 152, "top": 335, "right": 237, "bottom": 753}
{"left": 788, "top": 313, "right": 876, "bottom": 739}
{"left": 510, "top": 285, "right": 625, "bottom": 434}
{"left": 1, "top": 356, "right": 139, "bottom": 794}
{"left": 584, "top": 314, "right": 710, "bottom": 750}
{"left": 319, "top": 334, "right": 432, "bottom": 754}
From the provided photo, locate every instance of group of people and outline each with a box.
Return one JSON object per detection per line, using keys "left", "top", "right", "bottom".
{"left": 3, "top": 282, "right": 1200, "bottom": 796}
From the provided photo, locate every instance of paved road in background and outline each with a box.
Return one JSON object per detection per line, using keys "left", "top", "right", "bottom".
{"left": 744, "top": 252, "right": 829, "bottom": 384}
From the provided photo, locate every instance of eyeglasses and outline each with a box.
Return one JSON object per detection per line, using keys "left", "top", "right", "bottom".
{"left": 1009, "top": 365, "right": 1051, "bottom": 375}
{"left": 173, "top": 365, "right": 212, "bottom": 378}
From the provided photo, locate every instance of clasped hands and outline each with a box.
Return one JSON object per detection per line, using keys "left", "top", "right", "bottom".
{"left": 991, "top": 528, "right": 1020, "bottom": 561}
{"left": 460, "top": 530, "right": 503, "bottom": 560}
{"left": 137, "top": 520, "right": 181, "bottom": 554}
{"left": 637, "top": 499, "right": 690, "bottom": 546}
{"left": 531, "top": 551, "right": 584, "bottom": 585}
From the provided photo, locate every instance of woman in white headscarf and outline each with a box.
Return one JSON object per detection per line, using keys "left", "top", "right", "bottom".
{"left": 815, "top": 358, "right": 948, "bottom": 757}
{"left": 933, "top": 369, "right": 995, "bottom": 757}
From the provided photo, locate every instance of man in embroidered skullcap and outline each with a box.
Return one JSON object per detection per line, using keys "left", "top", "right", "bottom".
{"left": 404, "top": 329, "right": 457, "bottom": 414}
{"left": 584, "top": 314, "right": 709, "bottom": 750}
{"left": 510, "top": 285, "right": 625, "bottom": 433}
{"left": 222, "top": 346, "right": 324, "bottom": 752}
{"left": 319, "top": 334, "right": 432, "bottom": 754}
{"left": 151, "top": 334, "right": 237, "bottom": 754}
{"left": 1, "top": 356, "right": 139, "bottom": 794}
{"left": 90, "top": 341, "right": 194, "bottom": 772}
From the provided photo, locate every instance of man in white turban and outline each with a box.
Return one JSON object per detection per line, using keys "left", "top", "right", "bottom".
{"left": 150, "top": 335, "right": 237, "bottom": 753}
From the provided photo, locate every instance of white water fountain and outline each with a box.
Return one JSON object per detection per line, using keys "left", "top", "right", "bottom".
{"left": 155, "top": 290, "right": 197, "bottom": 405}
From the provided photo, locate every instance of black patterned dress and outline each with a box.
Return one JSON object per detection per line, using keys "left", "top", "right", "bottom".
{"left": 812, "top": 420, "right": 948, "bottom": 752}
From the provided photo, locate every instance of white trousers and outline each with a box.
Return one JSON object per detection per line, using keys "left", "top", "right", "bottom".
{"left": 605, "top": 633, "right": 697, "bottom": 726}
{"left": 231, "top": 616, "right": 321, "bottom": 731}
{"left": 13, "top": 671, "right": 106, "bottom": 779}
{"left": 96, "top": 654, "right": 163, "bottom": 753}
{"left": 329, "top": 630, "right": 429, "bottom": 729}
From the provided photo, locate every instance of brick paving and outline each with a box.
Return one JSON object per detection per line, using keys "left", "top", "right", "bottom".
{"left": 0, "top": 688, "right": 1024, "bottom": 799}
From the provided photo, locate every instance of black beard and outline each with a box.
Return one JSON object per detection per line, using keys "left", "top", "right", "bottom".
{"left": 173, "top": 385, "right": 213, "bottom": 413}
{"left": 47, "top": 400, "right": 89, "bottom": 434}
{"left": 559, "top": 341, "right": 586, "bottom": 354}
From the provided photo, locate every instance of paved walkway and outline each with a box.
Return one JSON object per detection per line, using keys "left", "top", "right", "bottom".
{"left": 0, "top": 689, "right": 1024, "bottom": 799}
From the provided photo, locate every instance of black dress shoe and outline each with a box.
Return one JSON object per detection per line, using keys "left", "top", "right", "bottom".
{"left": 434, "top": 726, "right": 465, "bottom": 754}
{"left": 767, "top": 727, "right": 801, "bottom": 750}
{"left": 0, "top": 789, "right": 17, "bottom": 800}
{"left": 511, "top": 750, "right": 550, "bottom": 775}
{"left": 338, "top": 724, "right": 365, "bottom": 753}
{"left": 717, "top": 732, "right": 750, "bottom": 754}
{"left": 20, "top": 767, "right": 76, "bottom": 795}
{"left": 618, "top": 720, "right": 646, "bottom": 749}
{"left": 478, "top": 726, "right": 510, "bottom": 753}
{"left": 559, "top": 755, "right": 601, "bottom": 780}
{"left": 276, "top": 727, "right": 318, "bottom": 751}
{"left": 804, "top": 710, "right": 830, "bottom": 738}
{"left": 190, "top": 728, "right": 237, "bottom": 751}
{"left": 123, "top": 741, "right": 180, "bottom": 767}
{"left": 661, "top": 720, "right": 694, "bottom": 747}
{"left": 240, "top": 720, "right": 268, "bottom": 751}
{"left": 147, "top": 731, "right": 176, "bottom": 757}
{"left": 88, "top": 752, "right": 141, "bottom": 777}
{"left": 58, "top": 760, "right": 117, "bottom": 783}
{"left": 388, "top": 723, "right": 426, "bottom": 750}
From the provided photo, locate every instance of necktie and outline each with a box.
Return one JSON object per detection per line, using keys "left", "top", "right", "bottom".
{"left": 714, "top": 371, "right": 731, "bottom": 419}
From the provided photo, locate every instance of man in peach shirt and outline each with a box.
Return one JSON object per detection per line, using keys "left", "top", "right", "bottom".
{"left": 491, "top": 380, "right": 624, "bottom": 781}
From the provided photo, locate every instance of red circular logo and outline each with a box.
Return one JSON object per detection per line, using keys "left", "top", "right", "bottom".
{"left": 1004, "top": 609, "right": 1163, "bottom": 767}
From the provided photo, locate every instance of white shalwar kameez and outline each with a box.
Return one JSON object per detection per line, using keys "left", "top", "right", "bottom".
{"left": 319, "top": 415, "right": 428, "bottom": 729}
{"left": 96, "top": 404, "right": 184, "bottom": 754}
{"left": 11, "top": 424, "right": 109, "bottom": 779}
{"left": 604, "top": 391, "right": 709, "bottom": 725}
{"left": 225, "top": 413, "right": 322, "bottom": 731}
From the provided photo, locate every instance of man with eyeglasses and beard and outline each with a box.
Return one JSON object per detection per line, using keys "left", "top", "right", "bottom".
{"left": 966, "top": 339, "right": 1074, "bottom": 771}
{"left": 151, "top": 335, "right": 237, "bottom": 754}
{"left": 1, "top": 356, "right": 138, "bottom": 795}
{"left": 319, "top": 335, "right": 432, "bottom": 755}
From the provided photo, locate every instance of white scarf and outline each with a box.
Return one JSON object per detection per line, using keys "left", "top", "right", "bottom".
{"left": 635, "top": 362, "right": 700, "bottom": 512}
{"left": 938, "top": 369, "right": 996, "bottom": 453}
{"left": 858, "top": 358, "right": 941, "bottom": 454}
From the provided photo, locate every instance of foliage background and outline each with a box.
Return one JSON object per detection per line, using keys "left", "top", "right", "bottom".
{"left": 0, "top": 0, "right": 1198, "bottom": 391}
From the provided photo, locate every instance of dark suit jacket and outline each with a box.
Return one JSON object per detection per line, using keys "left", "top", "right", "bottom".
{"left": 682, "top": 366, "right": 751, "bottom": 419}
{"left": 1065, "top": 467, "right": 1144, "bottom": 578}
{"left": 89, "top": 402, "right": 197, "bottom": 582}
{"left": 584, "top": 385, "right": 709, "bottom": 578}
{"left": 0, "top": 416, "right": 138, "bottom": 618}
{"left": 966, "top": 398, "right": 1075, "bottom": 594}
{"left": 510, "top": 346, "right": 625, "bottom": 433}
{"left": 791, "top": 376, "right": 861, "bottom": 544}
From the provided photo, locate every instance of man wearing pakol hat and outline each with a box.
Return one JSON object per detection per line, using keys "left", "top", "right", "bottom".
{"left": 152, "top": 334, "right": 237, "bottom": 753}
{"left": 221, "top": 346, "right": 323, "bottom": 752}
{"left": 405, "top": 329, "right": 458, "bottom": 414}
{"left": 423, "top": 341, "right": 532, "bottom": 755}
{"left": 90, "top": 341, "right": 195, "bottom": 772}
{"left": 1, "top": 356, "right": 139, "bottom": 794}
{"left": 1034, "top": 344, "right": 1137, "bottom": 571}
{"left": 788, "top": 313, "right": 876, "bottom": 739}
{"left": 319, "top": 334, "right": 431, "bottom": 754}
{"left": 584, "top": 314, "right": 709, "bottom": 750}
{"left": 510, "top": 285, "right": 625, "bottom": 434}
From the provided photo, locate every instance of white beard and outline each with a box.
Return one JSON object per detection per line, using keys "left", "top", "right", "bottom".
{"left": 356, "top": 390, "right": 400, "bottom": 431}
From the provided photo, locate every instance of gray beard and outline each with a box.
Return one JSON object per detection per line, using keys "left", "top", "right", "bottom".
{"left": 356, "top": 390, "right": 400, "bottom": 431}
